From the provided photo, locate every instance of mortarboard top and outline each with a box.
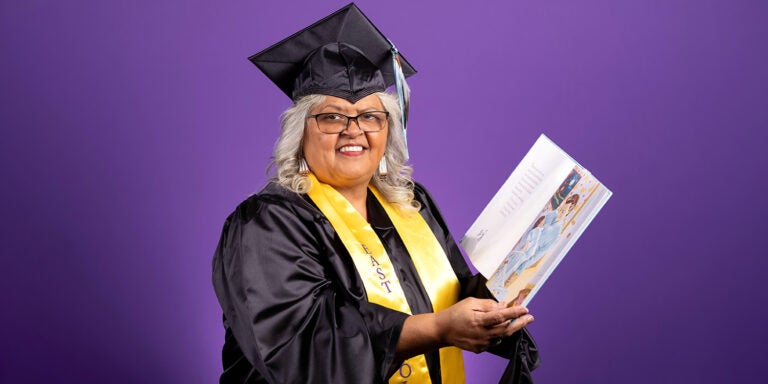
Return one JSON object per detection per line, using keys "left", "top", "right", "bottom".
{"left": 249, "top": 3, "right": 416, "bottom": 103}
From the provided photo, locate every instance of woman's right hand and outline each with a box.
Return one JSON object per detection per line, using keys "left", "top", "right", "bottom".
{"left": 435, "top": 297, "right": 534, "bottom": 353}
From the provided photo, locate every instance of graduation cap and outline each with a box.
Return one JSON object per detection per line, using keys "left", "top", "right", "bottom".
{"left": 249, "top": 3, "right": 416, "bottom": 158}
{"left": 249, "top": 3, "right": 416, "bottom": 103}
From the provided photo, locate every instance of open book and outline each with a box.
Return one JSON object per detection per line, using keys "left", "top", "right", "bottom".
{"left": 460, "top": 134, "right": 612, "bottom": 306}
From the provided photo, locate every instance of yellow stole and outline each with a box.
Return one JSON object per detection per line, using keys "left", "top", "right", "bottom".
{"left": 306, "top": 174, "right": 465, "bottom": 384}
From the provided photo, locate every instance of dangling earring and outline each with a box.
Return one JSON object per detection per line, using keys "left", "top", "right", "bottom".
{"left": 298, "top": 157, "right": 310, "bottom": 176}
{"left": 378, "top": 155, "right": 388, "bottom": 179}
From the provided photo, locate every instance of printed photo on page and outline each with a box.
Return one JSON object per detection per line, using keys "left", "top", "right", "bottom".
{"left": 485, "top": 167, "right": 609, "bottom": 306}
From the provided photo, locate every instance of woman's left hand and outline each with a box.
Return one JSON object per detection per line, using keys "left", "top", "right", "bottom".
{"left": 435, "top": 297, "right": 534, "bottom": 353}
{"left": 396, "top": 297, "right": 534, "bottom": 359}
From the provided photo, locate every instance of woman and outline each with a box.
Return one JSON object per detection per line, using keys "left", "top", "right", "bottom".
{"left": 213, "top": 4, "right": 539, "bottom": 383}
{"left": 536, "top": 194, "right": 581, "bottom": 259}
{"left": 487, "top": 216, "right": 545, "bottom": 300}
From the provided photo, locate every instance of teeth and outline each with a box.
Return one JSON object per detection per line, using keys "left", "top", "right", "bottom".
{"left": 339, "top": 146, "right": 363, "bottom": 153}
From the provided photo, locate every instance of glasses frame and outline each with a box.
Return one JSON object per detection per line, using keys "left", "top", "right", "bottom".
{"left": 308, "top": 111, "right": 390, "bottom": 134}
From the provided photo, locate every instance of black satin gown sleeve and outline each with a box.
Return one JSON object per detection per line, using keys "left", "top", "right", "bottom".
{"left": 212, "top": 184, "right": 408, "bottom": 383}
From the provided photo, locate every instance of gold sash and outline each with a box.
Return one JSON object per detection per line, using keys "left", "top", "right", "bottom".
{"left": 306, "top": 174, "right": 465, "bottom": 384}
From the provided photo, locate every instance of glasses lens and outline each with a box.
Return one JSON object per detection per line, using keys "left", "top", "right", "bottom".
{"left": 316, "top": 113, "right": 347, "bottom": 133}
{"left": 356, "top": 112, "right": 387, "bottom": 132}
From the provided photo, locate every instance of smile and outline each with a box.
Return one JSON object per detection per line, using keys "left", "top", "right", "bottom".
{"left": 339, "top": 145, "right": 364, "bottom": 153}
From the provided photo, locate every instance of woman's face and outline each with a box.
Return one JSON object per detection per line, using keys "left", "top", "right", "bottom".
{"left": 303, "top": 94, "right": 388, "bottom": 191}
{"left": 556, "top": 200, "right": 575, "bottom": 221}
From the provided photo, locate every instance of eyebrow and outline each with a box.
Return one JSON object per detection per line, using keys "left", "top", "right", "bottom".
{"left": 317, "top": 105, "right": 344, "bottom": 113}
{"left": 316, "top": 104, "right": 383, "bottom": 114}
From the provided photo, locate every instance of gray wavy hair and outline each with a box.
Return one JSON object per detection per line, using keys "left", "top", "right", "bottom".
{"left": 268, "top": 92, "right": 419, "bottom": 212}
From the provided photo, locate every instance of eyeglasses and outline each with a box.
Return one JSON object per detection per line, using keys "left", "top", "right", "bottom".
{"left": 308, "top": 111, "right": 389, "bottom": 134}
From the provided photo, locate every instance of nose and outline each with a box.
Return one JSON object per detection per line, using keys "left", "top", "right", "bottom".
{"left": 342, "top": 118, "right": 364, "bottom": 136}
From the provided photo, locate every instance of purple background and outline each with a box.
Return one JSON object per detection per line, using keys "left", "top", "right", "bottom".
{"left": 2, "top": 0, "right": 766, "bottom": 382}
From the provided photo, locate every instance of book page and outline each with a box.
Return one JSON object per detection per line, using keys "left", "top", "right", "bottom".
{"left": 461, "top": 135, "right": 576, "bottom": 277}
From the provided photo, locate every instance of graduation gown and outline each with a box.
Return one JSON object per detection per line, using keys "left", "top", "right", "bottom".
{"left": 212, "top": 181, "right": 539, "bottom": 383}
